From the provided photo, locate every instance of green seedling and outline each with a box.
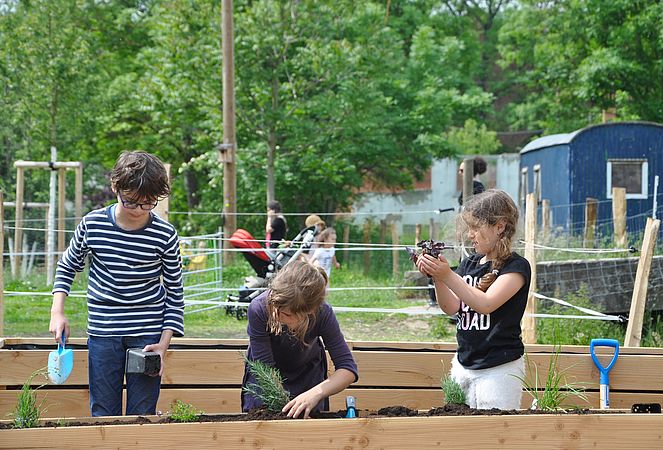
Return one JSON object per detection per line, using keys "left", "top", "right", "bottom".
{"left": 516, "top": 346, "right": 588, "bottom": 411}
{"left": 243, "top": 358, "right": 291, "bottom": 412}
{"left": 10, "top": 369, "right": 48, "bottom": 429}
{"left": 441, "top": 375, "right": 466, "bottom": 405}
{"left": 168, "top": 400, "right": 204, "bottom": 423}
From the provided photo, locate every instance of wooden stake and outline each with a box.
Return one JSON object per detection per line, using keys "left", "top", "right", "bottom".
{"left": 153, "top": 163, "right": 171, "bottom": 222}
{"left": 363, "top": 220, "right": 371, "bottom": 276}
{"left": 462, "top": 157, "right": 474, "bottom": 206}
{"left": 13, "top": 167, "right": 24, "bottom": 277}
{"left": 523, "top": 193, "right": 537, "bottom": 344}
{"left": 342, "top": 224, "right": 350, "bottom": 265}
{"left": 541, "top": 199, "right": 550, "bottom": 241}
{"left": 74, "top": 164, "right": 83, "bottom": 222}
{"left": 583, "top": 197, "right": 598, "bottom": 248}
{"left": 0, "top": 191, "right": 4, "bottom": 336}
{"left": 624, "top": 217, "right": 661, "bottom": 347}
{"left": 415, "top": 223, "right": 421, "bottom": 245}
{"left": 58, "top": 168, "right": 66, "bottom": 255}
{"left": 221, "top": 0, "right": 237, "bottom": 263}
{"left": 391, "top": 221, "right": 399, "bottom": 277}
{"left": 612, "top": 187, "right": 627, "bottom": 248}
{"left": 379, "top": 220, "right": 387, "bottom": 245}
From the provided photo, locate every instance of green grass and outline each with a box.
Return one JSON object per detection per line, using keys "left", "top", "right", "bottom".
{"left": 4, "top": 248, "right": 663, "bottom": 346}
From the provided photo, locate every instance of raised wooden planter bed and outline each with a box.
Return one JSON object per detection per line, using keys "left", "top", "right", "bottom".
{"left": 2, "top": 338, "right": 663, "bottom": 417}
{"left": 1, "top": 413, "right": 663, "bottom": 450}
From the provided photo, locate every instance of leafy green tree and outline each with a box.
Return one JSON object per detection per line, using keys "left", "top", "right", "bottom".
{"left": 498, "top": 0, "right": 663, "bottom": 132}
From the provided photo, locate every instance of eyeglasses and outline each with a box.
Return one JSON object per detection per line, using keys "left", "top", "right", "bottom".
{"left": 118, "top": 193, "right": 158, "bottom": 210}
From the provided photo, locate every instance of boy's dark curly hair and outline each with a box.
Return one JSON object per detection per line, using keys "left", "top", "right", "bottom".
{"left": 110, "top": 151, "right": 170, "bottom": 200}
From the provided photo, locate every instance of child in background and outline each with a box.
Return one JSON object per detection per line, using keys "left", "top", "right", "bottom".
{"left": 49, "top": 151, "right": 184, "bottom": 416}
{"left": 308, "top": 227, "right": 340, "bottom": 280}
{"left": 416, "top": 189, "right": 530, "bottom": 410}
{"left": 242, "top": 260, "right": 358, "bottom": 419}
{"left": 265, "top": 200, "right": 287, "bottom": 248}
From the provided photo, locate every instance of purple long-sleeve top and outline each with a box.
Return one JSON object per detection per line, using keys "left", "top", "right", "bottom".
{"left": 241, "top": 291, "right": 359, "bottom": 412}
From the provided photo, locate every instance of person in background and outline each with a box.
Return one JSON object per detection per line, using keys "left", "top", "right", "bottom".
{"left": 49, "top": 150, "right": 184, "bottom": 416}
{"left": 266, "top": 200, "right": 287, "bottom": 248}
{"left": 458, "top": 157, "right": 487, "bottom": 206}
{"left": 308, "top": 228, "right": 341, "bottom": 281}
{"left": 242, "top": 260, "right": 358, "bottom": 419}
{"left": 416, "top": 189, "right": 530, "bottom": 410}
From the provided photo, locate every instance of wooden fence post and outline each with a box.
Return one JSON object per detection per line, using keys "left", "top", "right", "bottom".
{"left": 523, "top": 193, "right": 537, "bottom": 344}
{"left": 624, "top": 217, "right": 661, "bottom": 347}
{"left": 342, "top": 224, "right": 350, "bottom": 265}
{"left": 343, "top": 224, "right": 350, "bottom": 267}
{"left": 391, "top": 221, "right": 399, "bottom": 277}
{"left": 415, "top": 224, "right": 421, "bottom": 245}
{"left": 154, "top": 163, "right": 171, "bottom": 222}
{"left": 583, "top": 197, "right": 598, "bottom": 247}
{"left": 363, "top": 220, "right": 371, "bottom": 276}
{"left": 462, "top": 157, "right": 474, "bottom": 206}
{"left": 379, "top": 220, "right": 387, "bottom": 245}
{"left": 612, "top": 187, "right": 627, "bottom": 248}
{"left": 0, "top": 191, "right": 4, "bottom": 336}
{"left": 541, "top": 199, "right": 551, "bottom": 241}
{"left": 58, "top": 168, "right": 66, "bottom": 256}
{"left": 13, "top": 166, "right": 24, "bottom": 277}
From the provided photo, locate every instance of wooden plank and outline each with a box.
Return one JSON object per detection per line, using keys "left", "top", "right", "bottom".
{"left": 2, "top": 387, "right": 663, "bottom": 419}
{"left": 4, "top": 338, "right": 663, "bottom": 356}
{"left": 3, "top": 350, "right": 663, "bottom": 392}
{"left": 1, "top": 415, "right": 663, "bottom": 450}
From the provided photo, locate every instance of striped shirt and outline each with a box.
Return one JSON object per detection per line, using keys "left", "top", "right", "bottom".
{"left": 53, "top": 205, "right": 184, "bottom": 338}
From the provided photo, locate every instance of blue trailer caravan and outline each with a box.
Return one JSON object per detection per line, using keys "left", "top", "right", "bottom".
{"left": 519, "top": 122, "right": 663, "bottom": 236}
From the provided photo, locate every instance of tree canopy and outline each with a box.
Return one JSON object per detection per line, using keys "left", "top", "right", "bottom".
{"left": 1, "top": 0, "right": 661, "bottom": 234}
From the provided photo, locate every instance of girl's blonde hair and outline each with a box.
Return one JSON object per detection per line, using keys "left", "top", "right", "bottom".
{"left": 458, "top": 189, "right": 519, "bottom": 271}
{"left": 316, "top": 227, "right": 336, "bottom": 243}
{"left": 266, "top": 259, "right": 329, "bottom": 344}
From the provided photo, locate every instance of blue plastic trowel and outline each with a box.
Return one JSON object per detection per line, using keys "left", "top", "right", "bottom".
{"left": 47, "top": 334, "right": 74, "bottom": 385}
{"left": 345, "top": 396, "right": 357, "bottom": 418}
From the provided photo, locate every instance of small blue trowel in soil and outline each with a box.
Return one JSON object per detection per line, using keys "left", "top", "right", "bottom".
{"left": 590, "top": 338, "right": 619, "bottom": 410}
{"left": 48, "top": 334, "right": 74, "bottom": 385}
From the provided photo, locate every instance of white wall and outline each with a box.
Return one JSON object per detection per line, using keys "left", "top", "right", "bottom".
{"left": 351, "top": 155, "right": 520, "bottom": 232}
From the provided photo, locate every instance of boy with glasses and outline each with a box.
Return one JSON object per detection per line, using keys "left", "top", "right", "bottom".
{"left": 49, "top": 151, "right": 184, "bottom": 416}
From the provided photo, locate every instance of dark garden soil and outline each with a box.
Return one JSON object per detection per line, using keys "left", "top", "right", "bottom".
{"left": 0, "top": 404, "right": 626, "bottom": 430}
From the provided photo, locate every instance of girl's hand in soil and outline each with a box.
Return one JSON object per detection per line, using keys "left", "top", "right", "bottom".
{"left": 282, "top": 389, "right": 323, "bottom": 419}
{"left": 143, "top": 330, "right": 174, "bottom": 377}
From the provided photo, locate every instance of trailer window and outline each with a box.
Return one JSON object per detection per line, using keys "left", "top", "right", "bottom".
{"left": 607, "top": 159, "right": 647, "bottom": 199}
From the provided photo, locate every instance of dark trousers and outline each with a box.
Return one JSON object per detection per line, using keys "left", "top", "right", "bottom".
{"left": 88, "top": 335, "right": 161, "bottom": 416}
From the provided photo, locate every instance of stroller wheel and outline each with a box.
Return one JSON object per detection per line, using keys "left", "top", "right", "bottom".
{"left": 235, "top": 307, "right": 247, "bottom": 320}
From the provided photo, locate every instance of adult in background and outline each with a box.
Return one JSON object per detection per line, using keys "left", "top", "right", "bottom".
{"left": 265, "top": 200, "right": 287, "bottom": 248}
{"left": 458, "top": 157, "right": 487, "bottom": 206}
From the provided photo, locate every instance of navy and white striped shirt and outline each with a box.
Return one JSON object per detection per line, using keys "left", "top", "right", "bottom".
{"left": 53, "top": 205, "right": 184, "bottom": 338}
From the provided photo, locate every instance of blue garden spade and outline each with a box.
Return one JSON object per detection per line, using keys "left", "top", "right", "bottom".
{"left": 48, "top": 334, "right": 74, "bottom": 385}
{"left": 590, "top": 338, "right": 619, "bottom": 410}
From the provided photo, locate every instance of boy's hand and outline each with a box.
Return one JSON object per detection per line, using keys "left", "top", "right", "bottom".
{"left": 143, "top": 340, "right": 170, "bottom": 377}
{"left": 143, "top": 329, "right": 174, "bottom": 377}
{"left": 49, "top": 312, "right": 70, "bottom": 344}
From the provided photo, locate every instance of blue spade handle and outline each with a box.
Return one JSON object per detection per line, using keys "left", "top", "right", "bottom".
{"left": 590, "top": 339, "right": 619, "bottom": 385}
{"left": 58, "top": 331, "right": 68, "bottom": 355}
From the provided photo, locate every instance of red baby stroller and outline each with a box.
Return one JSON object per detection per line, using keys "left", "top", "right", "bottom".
{"left": 226, "top": 225, "right": 318, "bottom": 319}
